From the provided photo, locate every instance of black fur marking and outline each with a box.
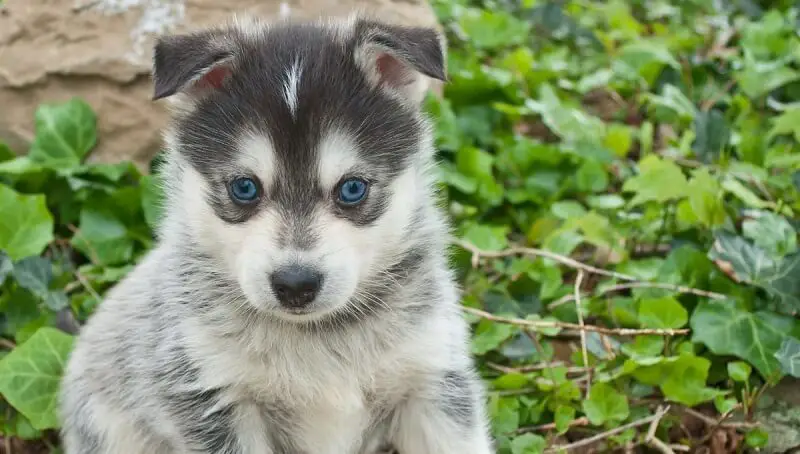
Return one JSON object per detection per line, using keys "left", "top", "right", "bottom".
{"left": 170, "top": 20, "right": 427, "bottom": 228}
{"left": 261, "top": 402, "right": 307, "bottom": 453}
{"left": 155, "top": 345, "right": 240, "bottom": 453}
{"left": 355, "top": 20, "right": 447, "bottom": 81}
{"left": 69, "top": 420, "right": 105, "bottom": 454}
{"left": 438, "top": 370, "right": 476, "bottom": 429}
{"left": 152, "top": 30, "right": 233, "bottom": 99}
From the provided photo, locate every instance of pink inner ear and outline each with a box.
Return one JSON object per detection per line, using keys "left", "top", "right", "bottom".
{"left": 195, "top": 65, "right": 231, "bottom": 91}
{"left": 375, "top": 52, "right": 411, "bottom": 88}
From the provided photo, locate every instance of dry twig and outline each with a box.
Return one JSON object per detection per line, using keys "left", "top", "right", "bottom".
{"left": 486, "top": 362, "right": 587, "bottom": 375}
{"left": 454, "top": 239, "right": 638, "bottom": 281}
{"left": 548, "top": 281, "right": 727, "bottom": 309}
{"left": 74, "top": 270, "right": 103, "bottom": 303}
{"left": 644, "top": 406, "right": 675, "bottom": 454}
{"left": 462, "top": 307, "right": 689, "bottom": 336}
{"left": 513, "top": 417, "right": 590, "bottom": 435}
{"left": 544, "top": 410, "right": 666, "bottom": 453}
{"left": 453, "top": 238, "right": 727, "bottom": 302}
{"left": 574, "top": 271, "right": 591, "bottom": 398}
{"left": 678, "top": 406, "right": 759, "bottom": 430}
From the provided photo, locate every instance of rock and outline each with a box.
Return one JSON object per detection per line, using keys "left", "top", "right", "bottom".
{"left": 0, "top": 0, "right": 441, "bottom": 170}
{"left": 754, "top": 377, "right": 800, "bottom": 454}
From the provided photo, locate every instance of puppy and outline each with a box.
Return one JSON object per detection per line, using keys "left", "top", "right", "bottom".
{"left": 58, "top": 14, "right": 494, "bottom": 454}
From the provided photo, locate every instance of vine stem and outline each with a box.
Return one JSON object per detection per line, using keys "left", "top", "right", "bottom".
{"left": 461, "top": 306, "right": 689, "bottom": 336}
{"left": 544, "top": 408, "right": 668, "bottom": 453}
{"left": 453, "top": 239, "right": 727, "bottom": 301}
{"left": 574, "top": 271, "right": 591, "bottom": 398}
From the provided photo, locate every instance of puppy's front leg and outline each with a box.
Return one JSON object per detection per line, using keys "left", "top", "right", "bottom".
{"left": 389, "top": 369, "right": 494, "bottom": 453}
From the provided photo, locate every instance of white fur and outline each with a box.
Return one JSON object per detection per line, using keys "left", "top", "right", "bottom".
{"left": 59, "top": 16, "right": 493, "bottom": 454}
{"left": 282, "top": 58, "right": 303, "bottom": 117}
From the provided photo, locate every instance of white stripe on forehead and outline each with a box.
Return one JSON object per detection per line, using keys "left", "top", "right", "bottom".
{"left": 236, "top": 132, "right": 276, "bottom": 185}
{"left": 317, "top": 128, "right": 360, "bottom": 189}
{"left": 283, "top": 58, "right": 303, "bottom": 117}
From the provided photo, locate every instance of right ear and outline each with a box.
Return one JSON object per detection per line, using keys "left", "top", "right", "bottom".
{"left": 152, "top": 30, "right": 235, "bottom": 101}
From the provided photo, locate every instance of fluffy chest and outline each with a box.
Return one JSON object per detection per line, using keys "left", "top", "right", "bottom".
{"left": 184, "top": 326, "right": 415, "bottom": 453}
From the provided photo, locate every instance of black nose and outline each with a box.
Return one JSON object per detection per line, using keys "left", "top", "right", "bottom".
{"left": 270, "top": 265, "right": 323, "bottom": 308}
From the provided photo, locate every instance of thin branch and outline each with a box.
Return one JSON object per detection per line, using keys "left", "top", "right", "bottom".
{"left": 491, "top": 388, "right": 539, "bottom": 397}
{"left": 486, "top": 362, "right": 587, "bottom": 375}
{"left": 513, "top": 417, "right": 590, "bottom": 435}
{"left": 574, "top": 271, "right": 591, "bottom": 398}
{"left": 74, "top": 270, "right": 103, "bottom": 303}
{"left": 0, "top": 338, "right": 15, "bottom": 350}
{"left": 644, "top": 406, "right": 674, "bottom": 454}
{"left": 678, "top": 406, "right": 759, "bottom": 430}
{"left": 454, "top": 239, "right": 727, "bottom": 303}
{"left": 544, "top": 411, "right": 666, "bottom": 453}
{"left": 462, "top": 306, "right": 689, "bottom": 336}
{"left": 453, "top": 238, "right": 638, "bottom": 281}
{"left": 549, "top": 281, "right": 727, "bottom": 309}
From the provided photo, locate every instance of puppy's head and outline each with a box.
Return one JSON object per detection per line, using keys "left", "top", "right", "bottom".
{"left": 153, "top": 15, "right": 447, "bottom": 322}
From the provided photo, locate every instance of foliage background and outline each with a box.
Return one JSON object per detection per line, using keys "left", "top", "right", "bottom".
{"left": 1, "top": 0, "right": 800, "bottom": 452}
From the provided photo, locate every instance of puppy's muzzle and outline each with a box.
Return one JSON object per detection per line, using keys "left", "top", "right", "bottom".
{"left": 270, "top": 264, "right": 324, "bottom": 309}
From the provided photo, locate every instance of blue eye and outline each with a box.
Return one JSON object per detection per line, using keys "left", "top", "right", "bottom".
{"left": 229, "top": 177, "right": 259, "bottom": 203}
{"left": 337, "top": 178, "right": 368, "bottom": 205}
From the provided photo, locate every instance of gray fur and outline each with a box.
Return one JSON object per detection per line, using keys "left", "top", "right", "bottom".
{"left": 59, "top": 14, "right": 493, "bottom": 454}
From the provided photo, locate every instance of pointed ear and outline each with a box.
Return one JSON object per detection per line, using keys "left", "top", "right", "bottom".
{"left": 353, "top": 19, "right": 447, "bottom": 104}
{"left": 152, "top": 30, "right": 235, "bottom": 101}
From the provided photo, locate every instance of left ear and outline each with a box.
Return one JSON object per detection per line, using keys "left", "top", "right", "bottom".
{"left": 353, "top": 19, "right": 447, "bottom": 105}
{"left": 151, "top": 28, "right": 236, "bottom": 101}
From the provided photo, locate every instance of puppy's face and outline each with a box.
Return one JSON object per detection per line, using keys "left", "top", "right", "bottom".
{"left": 153, "top": 16, "right": 446, "bottom": 322}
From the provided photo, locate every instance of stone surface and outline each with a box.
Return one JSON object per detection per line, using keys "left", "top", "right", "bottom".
{"left": 0, "top": 0, "right": 441, "bottom": 170}
{"left": 754, "top": 377, "right": 800, "bottom": 454}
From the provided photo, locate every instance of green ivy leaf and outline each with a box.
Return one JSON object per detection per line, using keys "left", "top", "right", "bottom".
{"left": 554, "top": 405, "right": 576, "bottom": 435}
{"left": 660, "top": 353, "right": 724, "bottom": 406}
{"left": 768, "top": 107, "right": 800, "bottom": 142}
{"left": 458, "top": 9, "right": 530, "bottom": 49}
{"left": 762, "top": 253, "right": 800, "bottom": 315}
{"left": 775, "top": 336, "right": 800, "bottom": 378}
{"left": 622, "top": 155, "right": 688, "bottom": 206}
{"left": 72, "top": 207, "right": 135, "bottom": 266}
{"left": 462, "top": 224, "right": 508, "bottom": 251}
{"left": 472, "top": 321, "right": 516, "bottom": 355}
{"left": 28, "top": 98, "right": 97, "bottom": 169}
{"left": 616, "top": 40, "right": 680, "bottom": 85}
{"left": 141, "top": 174, "right": 165, "bottom": 231}
{"left": 638, "top": 296, "right": 688, "bottom": 329}
{"left": 737, "top": 65, "right": 800, "bottom": 99}
{"left": 710, "top": 233, "right": 800, "bottom": 314}
{"left": 510, "top": 433, "right": 546, "bottom": 454}
{"left": 525, "top": 85, "right": 607, "bottom": 149}
{"left": 0, "top": 185, "right": 55, "bottom": 261}
{"left": 42, "top": 291, "right": 69, "bottom": 312}
{"left": 621, "top": 335, "right": 665, "bottom": 365}
{"left": 691, "top": 301, "right": 793, "bottom": 380}
{"left": 575, "top": 159, "right": 609, "bottom": 193}
{"left": 0, "top": 288, "right": 42, "bottom": 341}
{"left": 745, "top": 427, "right": 770, "bottom": 449}
{"left": 643, "top": 84, "right": 697, "bottom": 121}
{"left": 708, "top": 232, "right": 777, "bottom": 283}
{"left": 582, "top": 382, "right": 629, "bottom": 426}
{"left": 714, "top": 396, "right": 738, "bottom": 415}
{"left": 11, "top": 256, "right": 52, "bottom": 296}
{"left": 727, "top": 361, "right": 752, "bottom": 382}
{"left": 0, "top": 327, "right": 75, "bottom": 430}
{"left": 742, "top": 209, "right": 797, "bottom": 258}
{"left": 687, "top": 168, "right": 726, "bottom": 227}
{"left": 490, "top": 395, "right": 521, "bottom": 436}
{"left": 0, "top": 251, "right": 12, "bottom": 286}
{"left": 692, "top": 109, "right": 730, "bottom": 163}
